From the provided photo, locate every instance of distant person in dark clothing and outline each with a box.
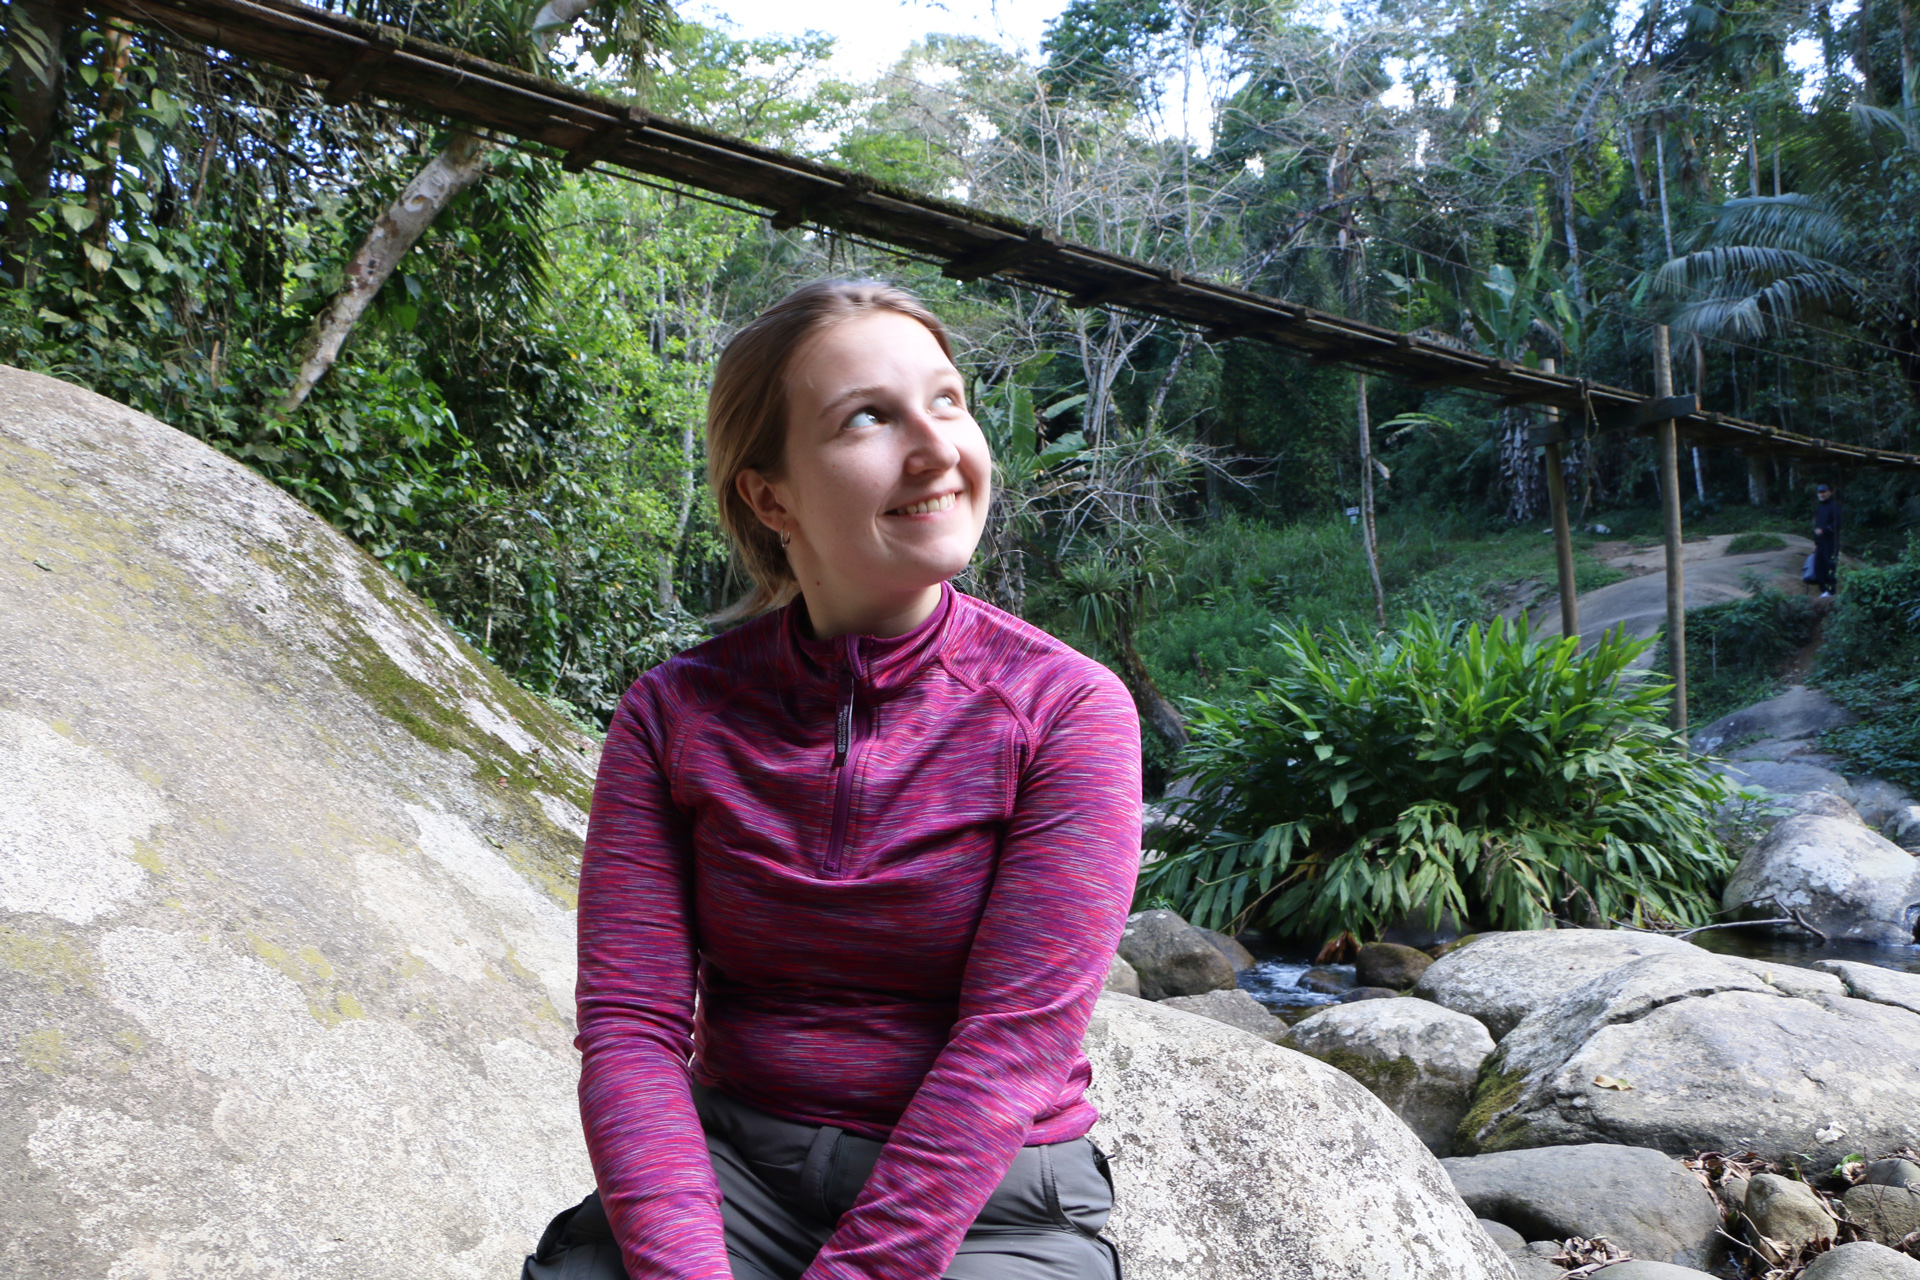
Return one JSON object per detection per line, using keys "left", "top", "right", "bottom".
{"left": 1813, "top": 482, "right": 1842, "bottom": 597}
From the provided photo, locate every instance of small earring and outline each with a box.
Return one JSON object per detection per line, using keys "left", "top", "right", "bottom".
{"left": 779, "top": 527, "right": 792, "bottom": 549}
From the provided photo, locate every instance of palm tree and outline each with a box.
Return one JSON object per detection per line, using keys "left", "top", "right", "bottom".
{"left": 1652, "top": 109, "right": 1920, "bottom": 411}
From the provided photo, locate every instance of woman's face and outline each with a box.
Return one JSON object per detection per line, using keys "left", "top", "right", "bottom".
{"left": 738, "top": 309, "right": 991, "bottom": 638}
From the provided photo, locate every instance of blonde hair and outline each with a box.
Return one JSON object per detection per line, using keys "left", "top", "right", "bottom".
{"left": 706, "top": 279, "right": 957, "bottom": 622}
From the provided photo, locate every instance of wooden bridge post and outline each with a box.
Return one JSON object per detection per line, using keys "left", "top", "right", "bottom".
{"left": 1540, "top": 358, "right": 1580, "bottom": 643}
{"left": 1654, "top": 325, "right": 1688, "bottom": 738}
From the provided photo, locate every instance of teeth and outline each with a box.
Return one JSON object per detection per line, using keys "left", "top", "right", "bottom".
{"left": 895, "top": 493, "right": 957, "bottom": 516}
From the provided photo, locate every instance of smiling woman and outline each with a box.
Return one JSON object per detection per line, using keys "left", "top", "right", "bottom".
{"left": 529, "top": 281, "right": 1145, "bottom": 1280}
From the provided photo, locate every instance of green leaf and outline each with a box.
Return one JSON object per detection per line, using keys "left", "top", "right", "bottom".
{"left": 60, "top": 204, "right": 98, "bottom": 233}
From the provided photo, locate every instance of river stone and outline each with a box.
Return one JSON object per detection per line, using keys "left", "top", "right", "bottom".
{"left": 1810, "top": 961, "right": 1920, "bottom": 1017}
{"left": 1723, "top": 814, "right": 1920, "bottom": 945}
{"left": 1083, "top": 993, "right": 1517, "bottom": 1280}
{"left": 1591, "top": 1264, "right": 1719, "bottom": 1280}
{"left": 1867, "top": 1159, "right": 1920, "bottom": 1189}
{"left": 0, "top": 368, "right": 600, "bottom": 1278}
{"left": 1342, "top": 986, "right": 1403, "bottom": 1002}
{"left": 1842, "top": 1185, "right": 1920, "bottom": 1248}
{"left": 1439, "top": 1143, "right": 1724, "bottom": 1269}
{"left": 1301, "top": 965, "right": 1357, "bottom": 995}
{"left": 1157, "top": 987, "right": 1285, "bottom": 1043}
{"left": 1854, "top": 779, "right": 1917, "bottom": 832}
{"left": 1479, "top": 1219, "right": 1527, "bottom": 1252}
{"left": 1412, "top": 930, "right": 1700, "bottom": 1039}
{"left": 1800, "top": 1242, "right": 1920, "bottom": 1280}
{"left": 1117, "top": 909, "right": 1237, "bottom": 1001}
{"left": 1691, "top": 686, "right": 1856, "bottom": 754}
{"left": 1888, "top": 806, "right": 1920, "bottom": 854}
{"left": 1284, "top": 998, "right": 1495, "bottom": 1155}
{"left": 1357, "top": 941, "right": 1434, "bottom": 989}
{"left": 1456, "top": 949, "right": 1920, "bottom": 1161}
{"left": 1745, "top": 1174, "right": 1838, "bottom": 1251}
{"left": 1196, "top": 926, "right": 1256, "bottom": 971}
{"left": 1106, "top": 952, "right": 1142, "bottom": 997}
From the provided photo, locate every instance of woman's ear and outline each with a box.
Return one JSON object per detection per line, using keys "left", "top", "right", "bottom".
{"left": 735, "top": 469, "right": 791, "bottom": 536}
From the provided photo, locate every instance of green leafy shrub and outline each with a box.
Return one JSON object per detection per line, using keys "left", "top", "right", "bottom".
{"left": 1725, "top": 532, "right": 1788, "bottom": 554}
{"left": 1674, "top": 587, "right": 1820, "bottom": 725}
{"left": 1818, "top": 537, "right": 1920, "bottom": 788}
{"left": 1141, "top": 612, "right": 1735, "bottom": 945}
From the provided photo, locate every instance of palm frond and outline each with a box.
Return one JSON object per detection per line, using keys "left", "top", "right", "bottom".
{"left": 1848, "top": 103, "right": 1919, "bottom": 150}
{"left": 1698, "top": 195, "right": 1854, "bottom": 261}
{"left": 1668, "top": 270, "right": 1862, "bottom": 339}
{"left": 1655, "top": 245, "right": 1845, "bottom": 293}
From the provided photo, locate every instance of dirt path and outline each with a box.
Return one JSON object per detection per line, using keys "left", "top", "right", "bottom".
{"left": 1534, "top": 533, "right": 1815, "bottom": 659}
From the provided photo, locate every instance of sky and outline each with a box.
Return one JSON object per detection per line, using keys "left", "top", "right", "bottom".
{"left": 674, "top": 0, "right": 1073, "bottom": 77}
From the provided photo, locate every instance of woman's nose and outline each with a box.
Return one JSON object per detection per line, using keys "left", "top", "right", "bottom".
{"left": 902, "top": 409, "right": 962, "bottom": 472}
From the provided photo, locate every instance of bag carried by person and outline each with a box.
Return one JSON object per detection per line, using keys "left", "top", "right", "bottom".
{"left": 1803, "top": 553, "right": 1817, "bottom": 584}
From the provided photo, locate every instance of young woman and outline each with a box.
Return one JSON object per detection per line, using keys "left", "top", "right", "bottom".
{"left": 562, "top": 280, "right": 1144, "bottom": 1280}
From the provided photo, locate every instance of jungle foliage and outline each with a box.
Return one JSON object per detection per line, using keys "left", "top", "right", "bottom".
{"left": 1819, "top": 537, "right": 1920, "bottom": 788}
{"left": 5, "top": 0, "right": 1918, "bottom": 831}
{"left": 1141, "top": 614, "right": 1736, "bottom": 946}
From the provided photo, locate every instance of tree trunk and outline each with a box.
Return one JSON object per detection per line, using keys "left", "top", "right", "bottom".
{"left": 4, "top": 0, "right": 66, "bottom": 288}
{"left": 278, "top": 131, "right": 494, "bottom": 415}
{"left": 81, "top": 20, "right": 135, "bottom": 251}
{"left": 1499, "top": 407, "right": 1545, "bottom": 523}
{"left": 1559, "top": 162, "right": 1584, "bottom": 305}
{"left": 1654, "top": 129, "right": 1675, "bottom": 259}
{"left": 1356, "top": 373, "right": 1386, "bottom": 629}
{"left": 1747, "top": 453, "right": 1769, "bottom": 506}
{"left": 1114, "top": 627, "right": 1187, "bottom": 749}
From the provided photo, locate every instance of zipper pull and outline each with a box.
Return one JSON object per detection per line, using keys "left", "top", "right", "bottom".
{"left": 832, "top": 643, "right": 855, "bottom": 768}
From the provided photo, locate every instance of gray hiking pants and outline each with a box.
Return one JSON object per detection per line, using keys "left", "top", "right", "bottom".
{"left": 522, "top": 1085, "right": 1121, "bottom": 1280}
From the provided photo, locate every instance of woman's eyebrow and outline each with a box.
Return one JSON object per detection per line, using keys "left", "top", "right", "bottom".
{"left": 820, "top": 384, "right": 890, "bottom": 414}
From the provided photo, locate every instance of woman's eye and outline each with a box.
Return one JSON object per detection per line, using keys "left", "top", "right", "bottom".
{"left": 849, "top": 409, "right": 880, "bottom": 428}
{"left": 932, "top": 393, "right": 959, "bottom": 412}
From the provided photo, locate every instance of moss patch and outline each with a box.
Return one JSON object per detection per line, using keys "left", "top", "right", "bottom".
{"left": 0, "top": 924, "right": 99, "bottom": 994}
{"left": 1454, "top": 1054, "right": 1530, "bottom": 1154}
{"left": 19, "top": 1028, "right": 70, "bottom": 1075}
{"left": 1311, "top": 1046, "right": 1422, "bottom": 1104}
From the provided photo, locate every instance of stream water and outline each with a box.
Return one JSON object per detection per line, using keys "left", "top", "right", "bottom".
{"left": 1236, "top": 929, "right": 1920, "bottom": 1022}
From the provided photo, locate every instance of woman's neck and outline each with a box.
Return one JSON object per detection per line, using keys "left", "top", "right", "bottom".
{"left": 797, "top": 583, "right": 944, "bottom": 641}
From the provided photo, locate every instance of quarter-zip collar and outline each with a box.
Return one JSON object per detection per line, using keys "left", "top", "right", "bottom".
{"left": 786, "top": 581, "right": 955, "bottom": 695}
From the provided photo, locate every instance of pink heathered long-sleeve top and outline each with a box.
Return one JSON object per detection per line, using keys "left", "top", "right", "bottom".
{"left": 574, "top": 582, "right": 1144, "bottom": 1280}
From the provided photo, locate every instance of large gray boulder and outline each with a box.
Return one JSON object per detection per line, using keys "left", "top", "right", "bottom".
{"left": 0, "top": 369, "right": 599, "bottom": 1277}
{"left": 1284, "top": 998, "right": 1495, "bottom": 1156}
{"left": 1457, "top": 947, "right": 1920, "bottom": 1161}
{"left": 1440, "top": 1144, "right": 1724, "bottom": 1269}
{"left": 1691, "top": 685, "right": 1856, "bottom": 755}
{"left": 1084, "top": 993, "right": 1517, "bottom": 1280}
{"left": 1117, "top": 909, "right": 1237, "bottom": 1001}
{"left": 1810, "top": 960, "right": 1920, "bottom": 1017}
{"left": 1722, "top": 814, "right": 1920, "bottom": 945}
{"left": 1712, "top": 759, "right": 1859, "bottom": 806}
{"left": 1156, "top": 987, "right": 1285, "bottom": 1043}
{"left": 1853, "top": 778, "right": 1917, "bottom": 832}
{"left": 1412, "top": 930, "right": 1699, "bottom": 1040}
